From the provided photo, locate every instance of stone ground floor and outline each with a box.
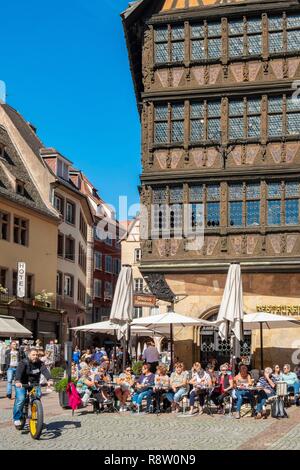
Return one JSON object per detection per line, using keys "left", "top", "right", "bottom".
{"left": 0, "top": 382, "right": 300, "bottom": 450}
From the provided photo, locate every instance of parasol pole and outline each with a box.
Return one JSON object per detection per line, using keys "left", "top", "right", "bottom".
{"left": 260, "top": 323, "right": 264, "bottom": 371}
{"left": 170, "top": 323, "right": 173, "bottom": 372}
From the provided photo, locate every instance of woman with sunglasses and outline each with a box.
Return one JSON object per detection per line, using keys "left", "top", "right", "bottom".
{"left": 115, "top": 366, "right": 135, "bottom": 412}
{"left": 272, "top": 364, "right": 283, "bottom": 383}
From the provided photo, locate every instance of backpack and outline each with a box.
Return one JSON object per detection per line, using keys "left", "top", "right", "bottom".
{"left": 66, "top": 382, "right": 82, "bottom": 411}
{"left": 271, "top": 397, "right": 288, "bottom": 419}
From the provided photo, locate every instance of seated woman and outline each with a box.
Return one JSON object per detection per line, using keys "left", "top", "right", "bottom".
{"left": 153, "top": 365, "right": 170, "bottom": 413}
{"left": 255, "top": 367, "right": 276, "bottom": 419}
{"left": 166, "top": 362, "right": 189, "bottom": 413}
{"left": 234, "top": 364, "right": 255, "bottom": 419}
{"left": 189, "top": 362, "right": 212, "bottom": 415}
{"left": 206, "top": 364, "right": 218, "bottom": 386}
{"left": 114, "top": 366, "right": 135, "bottom": 412}
{"left": 210, "top": 363, "right": 233, "bottom": 414}
{"left": 93, "top": 367, "right": 113, "bottom": 405}
{"left": 131, "top": 364, "right": 155, "bottom": 412}
{"left": 272, "top": 364, "right": 283, "bottom": 383}
{"left": 76, "top": 367, "right": 94, "bottom": 406}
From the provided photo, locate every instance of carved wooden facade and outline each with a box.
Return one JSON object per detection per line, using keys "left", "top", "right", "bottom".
{"left": 122, "top": 0, "right": 300, "bottom": 277}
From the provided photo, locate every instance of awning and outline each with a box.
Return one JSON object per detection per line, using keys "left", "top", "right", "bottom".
{"left": 0, "top": 315, "right": 32, "bottom": 338}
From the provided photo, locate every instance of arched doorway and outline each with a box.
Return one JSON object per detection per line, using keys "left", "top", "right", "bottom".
{"left": 199, "top": 309, "right": 252, "bottom": 366}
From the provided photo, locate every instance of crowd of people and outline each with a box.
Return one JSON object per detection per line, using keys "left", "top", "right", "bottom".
{"left": 71, "top": 344, "right": 300, "bottom": 419}
{"left": 2, "top": 338, "right": 300, "bottom": 421}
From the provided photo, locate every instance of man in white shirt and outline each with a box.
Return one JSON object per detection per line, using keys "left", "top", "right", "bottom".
{"left": 142, "top": 341, "right": 160, "bottom": 373}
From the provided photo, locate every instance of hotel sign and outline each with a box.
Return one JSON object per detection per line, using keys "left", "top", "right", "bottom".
{"left": 134, "top": 294, "right": 156, "bottom": 308}
{"left": 256, "top": 305, "right": 300, "bottom": 316}
{"left": 17, "top": 262, "right": 26, "bottom": 298}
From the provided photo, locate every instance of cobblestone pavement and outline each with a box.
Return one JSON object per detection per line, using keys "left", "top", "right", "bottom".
{"left": 1, "top": 382, "right": 299, "bottom": 450}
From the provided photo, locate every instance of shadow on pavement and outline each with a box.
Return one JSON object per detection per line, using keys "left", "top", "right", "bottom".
{"left": 19, "top": 420, "right": 81, "bottom": 441}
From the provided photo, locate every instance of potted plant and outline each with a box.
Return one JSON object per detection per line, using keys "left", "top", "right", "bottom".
{"left": 51, "top": 367, "right": 64, "bottom": 381}
{"left": 33, "top": 290, "right": 54, "bottom": 306}
{"left": 55, "top": 377, "right": 77, "bottom": 409}
{"left": 132, "top": 360, "right": 144, "bottom": 378}
{"left": 0, "top": 285, "right": 8, "bottom": 294}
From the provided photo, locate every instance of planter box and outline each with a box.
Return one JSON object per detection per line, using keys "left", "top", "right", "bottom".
{"left": 58, "top": 391, "right": 71, "bottom": 409}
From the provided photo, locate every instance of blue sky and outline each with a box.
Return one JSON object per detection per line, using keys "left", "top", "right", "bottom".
{"left": 1, "top": 0, "right": 140, "bottom": 216}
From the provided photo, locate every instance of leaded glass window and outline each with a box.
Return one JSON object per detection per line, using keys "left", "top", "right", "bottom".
{"left": 247, "top": 98, "right": 261, "bottom": 138}
{"left": 286, "top": 96, "right": 300, "bottom": 135}
{"left": 247, "top": 201, "right": 260, "bottom": 226}
{"left": 267, "top": 182, "right": 281, "bottom": 225}
{"left": 230, "top": 202, "right": 243, "bottom": 226}
{"left": 190, "top": 185, "right": 204, "bottom": 203}
{"left": 207, "top": 101, "right": 221, "bottom": 140}
{"left": 154, "top": 105, "right": 168, "bottom": 144}
{"left": 268, "top": 200, "right": 281, "bottom": 225}
{"left": 155, "top": 27, "right": 168, "bottom": 64}
{"left": 268, "top": 97, "right": 283, "bottom": 137}
{"left": 287, "top": 14, "right": 300, "bottom": 52}
{"left": 154, "top": 24, "right": 185, "bottom": 64}
{"left": 191, "top": 23, "right": 205, "bottom": 60}
{"left": 268, "top": 15, "right": 283, "bottom": 53}
{"left": 153, "top": 188, "right": 167, "bottom": 204}
{"left": 171, "top": 25, "right": 184, "bottom": 62}
{"left": 229, "top": 182, "right": 261, "bottom": 227}
{"left": 229, "top": 183, "right": 243, "bottom": 227}
{"left": 206, "top": 184, "right": 220, "bottom": 227}
{"left": 247, "top": 18, "right": 262, "bottom": 56}
{"left": 171, "top": 103, "right": 184, "bottom": 143}
{"left": 207, "top": 203, "right": 220, "bottom": 227}
{"left": 286, "top": 199, "right": 299, "bottom": 225}
{"left": 207, "top": 184, "right": 220, "bottom": 201}
{"left": 152, "top": 204, "right": 169, "bottom": 237}
{"left": 154, "top": 103, "right": 185, "bottom": 144}
{"left": 229, "top": 19, "right": 244, "bottom": 57}
{"left": 229, "top": 100, "right": 244, "bottom": 139}
{"left": 170, "top": 187, "right": 183, "bottom": 203}
{"left": 229, "top": 183, "right": 243, "bottom": 200}
{"left": 285, "top": 181, "right": 300, "bottom": 225}
{"left": 246, "top": 183, "right": 260, "bottom": 226}
{"left": 190, "top": 102, "right": 204, "bottom": 142}
{"left": 170, "top": 204, "right": 183, "bottom": 237}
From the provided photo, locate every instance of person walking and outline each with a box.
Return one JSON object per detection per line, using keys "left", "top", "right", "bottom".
{"left": 5, "top": 341, "right": 20, "bottom": 399}
{"left": 142, "top": 341, "right": 160, "bottom": 374}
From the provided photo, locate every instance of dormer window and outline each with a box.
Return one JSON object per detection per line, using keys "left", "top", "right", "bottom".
{"left": 57, "top": 158, "right": 69, "bottom": 181}
{"left": 16, "top": 180, "right": 25, "bottom": 196}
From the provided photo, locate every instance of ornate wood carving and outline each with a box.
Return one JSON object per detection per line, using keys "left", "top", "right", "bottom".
{"left": 146, "top": 273, "right": 175, "bottom": 302}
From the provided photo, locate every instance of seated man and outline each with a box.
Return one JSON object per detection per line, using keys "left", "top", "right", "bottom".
{"left": 255, "top": 367, "right": 276, "bottom": 419}
{"left": 234, "top": 364, "right": 255, "bottom": 419}
{"left": 166, "top": 362, "right": 189, "bottom": 413}
{"left": 131, "top": 364, "right": 155, "bottom": 412}
{"left": 282, "top": 364, "right": 300, "bottom": 405}
{"left": 210, "top": 363, "right": 233, "bottom": 414}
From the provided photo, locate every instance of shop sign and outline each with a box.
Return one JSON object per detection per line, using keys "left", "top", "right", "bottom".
{"left": 256, "top": 305, "right": 300, "bottom": 316}
{"left": 134, "top": 294, "right": 156, "bottom": 308}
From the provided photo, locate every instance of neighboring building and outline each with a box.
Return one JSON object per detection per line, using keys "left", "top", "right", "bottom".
{"left": 42, "top": 149, "right": 94, "bottom": 333}
{"left": 0, "top": 104, "right": 65, "bottom": 342}
{"left": 123, "top": 0, "right": 300, "bottom": 366}
{"left": 73, "top": 171, "right": 122, "bottom": 323}
{"left": 121, "top": 217, "right": 158, "bottom": 319}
